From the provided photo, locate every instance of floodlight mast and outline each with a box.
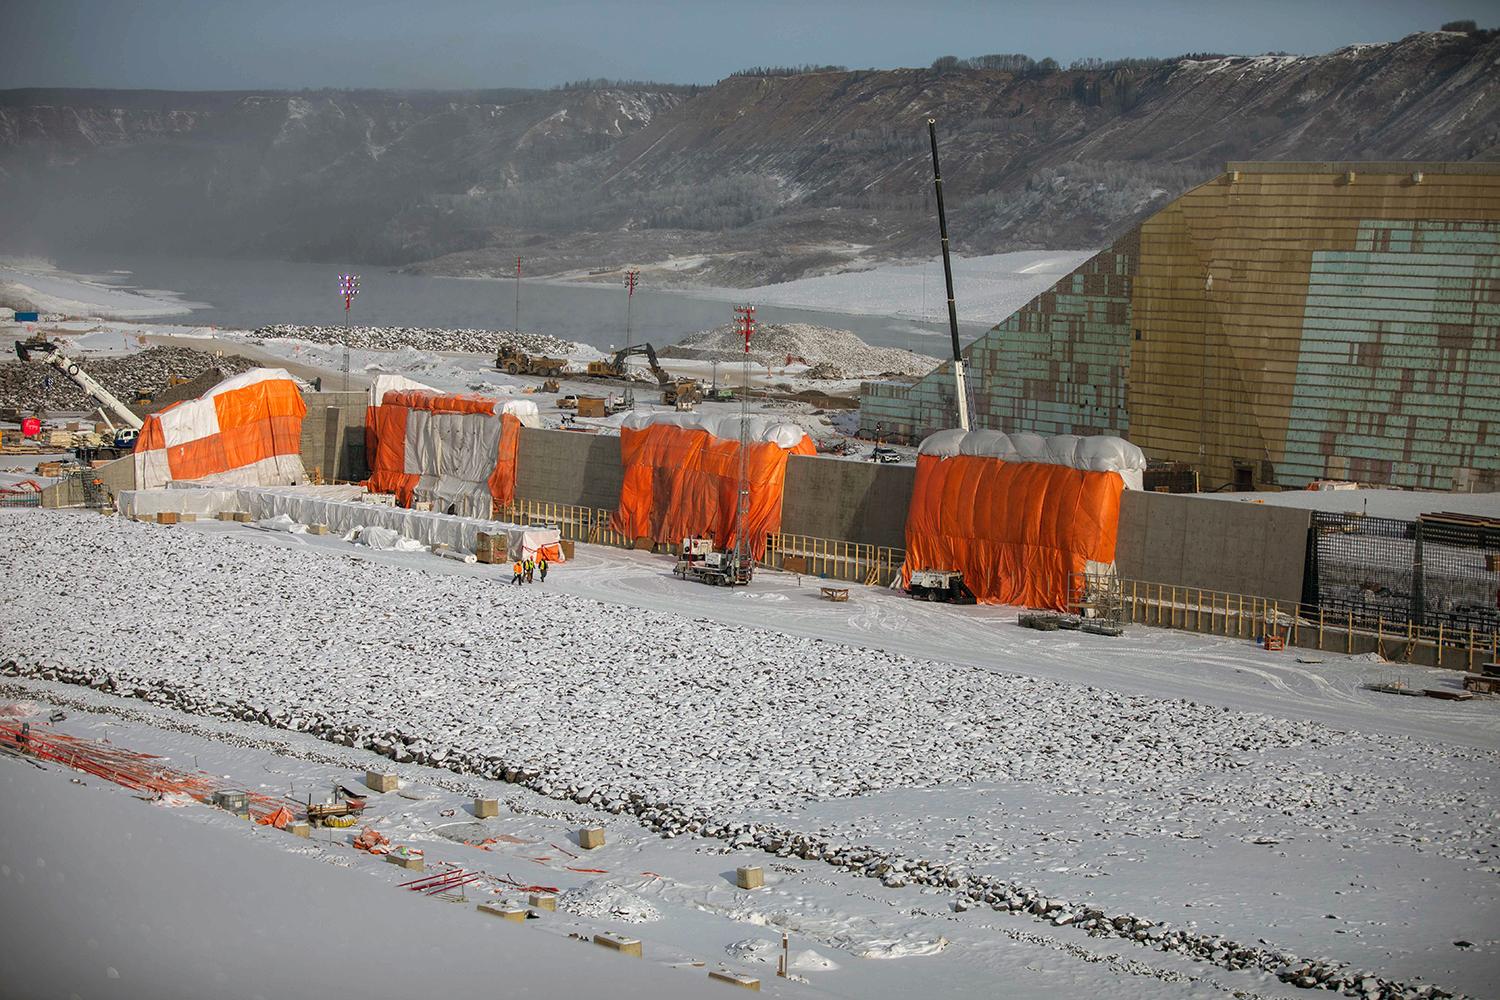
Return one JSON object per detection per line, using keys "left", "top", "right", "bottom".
{"left": 927, "top": 117, "right": 969, "bottom": 432}
{"left": 338, "top": 273, "right": 360, "bottom": 392}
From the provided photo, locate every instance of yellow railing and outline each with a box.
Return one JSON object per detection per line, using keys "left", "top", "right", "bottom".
{"left": 1121, "top": 579, "right": 1499, "bottom": 670}
{"left": 763, "top": 533, "right": 906, "bottom": 587}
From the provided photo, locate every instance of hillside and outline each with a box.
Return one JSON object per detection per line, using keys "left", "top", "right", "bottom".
{"left": 1, "top": 30, "right": 1496, "bottom": 284}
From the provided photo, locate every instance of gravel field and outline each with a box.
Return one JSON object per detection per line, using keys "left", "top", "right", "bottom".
{"left": 0, "top": 345, "right": 257, "bottom": 413}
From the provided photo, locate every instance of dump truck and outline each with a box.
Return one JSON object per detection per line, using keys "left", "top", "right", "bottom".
{"left": 662, "top": 379, "right": 701, "bottom": 408}
{"left": 496, "top": 350, "right": 567, "bottom": 378}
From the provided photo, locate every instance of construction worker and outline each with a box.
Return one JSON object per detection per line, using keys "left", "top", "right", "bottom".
{"left": 537, "top": 555, "right": 548, "bottom": 582}
{"left": 511, "top": 559, "right": 524, "bottom": 585}
{"left": 524, "top": 557, "right": 535, "bottom": 583}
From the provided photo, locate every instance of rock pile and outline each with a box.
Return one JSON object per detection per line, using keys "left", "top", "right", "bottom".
{"left": 254, "top": 323, "right": 580, "bottom": 358}
{"left": 0, "top": 347, "right": 257, "bottom": 414}
{"left": 664, "top": 322, "right": 937, "bottom": 379}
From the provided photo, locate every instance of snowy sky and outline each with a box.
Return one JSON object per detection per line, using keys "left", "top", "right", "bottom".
{"left": 2, "top": 0, "right": 1493, "bottom": 91}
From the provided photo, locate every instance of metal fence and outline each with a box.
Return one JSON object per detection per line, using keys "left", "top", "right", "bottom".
{"left": 1305, "top": 511, "right": 1499, "bottom": 636}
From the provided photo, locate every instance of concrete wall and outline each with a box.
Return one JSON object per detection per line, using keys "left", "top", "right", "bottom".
{"left": 515, "top": 428, "right": 623, "bottom": 510}
{"left": 781, "top": 456, "right": 912, "bottom": 549}
{"left": 1115, "top": 491, "right": 1309, "bottom": 603}
{"left": 300, "top": 391, "right": 367, "bottom": 483}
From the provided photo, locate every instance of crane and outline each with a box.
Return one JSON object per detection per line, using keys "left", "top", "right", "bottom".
{"left": 14, "top": 336, "right": 143, "bottom": 445}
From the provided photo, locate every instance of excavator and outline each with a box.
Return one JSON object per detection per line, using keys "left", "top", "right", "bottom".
{"left": 586, "top": 343, "right": 670, "bottom": 385}
{"left": 14, "top": 336, "right": 142, "bottom": 452}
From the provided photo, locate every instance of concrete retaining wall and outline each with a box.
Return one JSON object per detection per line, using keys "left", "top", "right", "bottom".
{"left": 1115, "top": 491, "right": 1309, "bottom": 603}
{"left": 516, "top": 428, "right": 623, "bottom": 511}
{"left": 782, "top": 456, "right": 913, "bottom": 549}
{"left": 300, "top": 391, "right": 368, "bottom": 483}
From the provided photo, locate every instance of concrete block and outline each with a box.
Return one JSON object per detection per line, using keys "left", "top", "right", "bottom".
{"left": 365, "top": 770, "right": 399, "bottom": 793}
{"left": 478, "top": 903, "right": 528, "bottom": 922}
{"left": 528, "top": 893, "right": 557, "bottom": 911}
{"left": 578, "top": 826, "right": 606, "bottom": 850}
{"left": 708, "top": 971, "right": 761, "bottom": 990}
{"left": 289, "top": 822, "right": 311, "bottom": 838}
{"left": 306, "top": 523, "right": 329, "bottom": 535}
{"left": 233, "top": 511, "right": 253, "bottom": 523}
{"left": 735, "top": 866, "right": 764, "bottom": 890}
{"left": 593, "top": 933, "right": 641, "bottom": 957}
{"left": 217, "top": 511, "right": 238, "bottom": 521}
{"left": 474, "top": 797, "right": 499, "bottom": 818}
{"left": 385, "top": 852, "right": 424, "bottom": 872}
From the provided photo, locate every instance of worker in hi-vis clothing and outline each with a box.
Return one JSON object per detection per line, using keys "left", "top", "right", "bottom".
{"left": 511, "top": 559, "right": 524, "bottom": 585}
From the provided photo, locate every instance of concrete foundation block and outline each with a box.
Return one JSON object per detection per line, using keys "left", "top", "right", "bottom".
{"left": 708, "top": 971, "right": 761, "bottom": 991}
{"left": 474, "top": 797, "right": 500, "bottom": 818}
{"left": 385, "top": 852, "right": 424, "bottom": 871}
{"left": 593, "top": 933, "right": 641, "bottom": 957}
{"left": 528, "top": 893, "right": 557, "bottom": 911}
{"left": 478, "top": 904, "right": 528, "bottom": 922}
{"left": 578, "top": 826, "right": 606, "bottom": 850}
{"left": 735, "top": 866, "right": 764, "bottom": 890}
{"left": 365, "top": 770, "right": 399, "bottom": 793}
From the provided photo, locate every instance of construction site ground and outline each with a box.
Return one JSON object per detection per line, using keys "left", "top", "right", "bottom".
{"left": 3, "top": 509, "right": 1497, "bottom": 1000}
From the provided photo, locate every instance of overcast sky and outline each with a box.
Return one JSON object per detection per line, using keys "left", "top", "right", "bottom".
{"left": 2, "top": 0, "right": 1492, "bottom": 91}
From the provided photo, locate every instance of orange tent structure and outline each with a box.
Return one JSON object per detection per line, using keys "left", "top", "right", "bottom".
{"left": 902, "top": 429, "right": 1145, "bottom": 610}
{"left": 610, "top": 414, "right": 814, "bottom": 559}
{"left": 365, "top": 387, "right": 538, "bottom": 517}
{"left": 134, "top": 369, "right": 307, "bottom": 489}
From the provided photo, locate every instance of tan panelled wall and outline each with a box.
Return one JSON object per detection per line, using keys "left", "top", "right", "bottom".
{"left": 1129, "top": 164, "right": 1500, "bottom": 486}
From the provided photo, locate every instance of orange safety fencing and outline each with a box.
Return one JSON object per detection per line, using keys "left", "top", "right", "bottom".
{"left": 610, "top": 423, "right": 815, "bottom": 559}
{"left": 365, "top": 390, "right": 525, "bottom": 509}
{"left": 903, "top": 454, "right": 1125, "bottom": 610}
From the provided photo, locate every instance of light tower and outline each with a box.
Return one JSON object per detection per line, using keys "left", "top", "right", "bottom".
{"left": 338, "top": 272, "right": 360, "bottom": 391}
{"left": 623, "top": 268, "right": 640, "bottom": 349}
{"left": 732, "top": 304, "right": 755, "bottom": 580}
{"left": 513, "top": 255, "right": 523, "bottom": 339}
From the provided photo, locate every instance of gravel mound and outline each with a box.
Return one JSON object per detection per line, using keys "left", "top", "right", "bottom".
{"left": 664, "top": 322, "right": 937, "bottom": 379}
{"left": 254, "top": 323, "right": 582, "bottom": 358}
{"left": 0, "top": 346, "right": 257, "bottom": 414}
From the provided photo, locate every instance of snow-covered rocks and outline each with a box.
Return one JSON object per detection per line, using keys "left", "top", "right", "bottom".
{"left": 253, "top": 323, "right": 581, "bottom": 358}
{"left": 664, "top": 322, "right": 937, "bottom": 379}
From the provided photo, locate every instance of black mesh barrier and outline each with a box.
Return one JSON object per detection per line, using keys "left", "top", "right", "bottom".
{"left": 1307, "top": 512, "right": 1500, "bottom": 637}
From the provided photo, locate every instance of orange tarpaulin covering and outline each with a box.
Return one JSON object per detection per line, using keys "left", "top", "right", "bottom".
{"left": 364, "top": 390, "right": 531, "bottom": 516}
{"left": 610, "top": 419, "right": 815, "bottom": 559}
{"left": 134, "top": 369, "right": 306, "bottom": 489}
{"left": 903, "top": 453, "right": 1125, "bottom": 610}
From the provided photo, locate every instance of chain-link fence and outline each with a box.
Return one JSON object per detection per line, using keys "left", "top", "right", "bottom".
{"left": 1305, "top": 512, "right": 1499, "bottom": 636}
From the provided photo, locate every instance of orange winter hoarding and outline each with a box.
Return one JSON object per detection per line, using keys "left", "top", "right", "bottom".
{"left": 610, "top": 413, "right": 814, "bottom": 559}
{"left": 134, "top": 369, "right": 307, "bottom": 489}
{"left": 364, "top": 386, "right": 538, "bottom": 517}
{"left": 902, "top": 430, "right": 1144, "bottom": 610}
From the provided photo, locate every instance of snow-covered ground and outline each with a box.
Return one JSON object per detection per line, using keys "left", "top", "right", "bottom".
{"left": 1194, "top": 490, "right": 1499, "bottom": 520}
{"left": 0, "top": 258, "right": 203, "bottom": 318}
{"left": 651, "top": 251, "right": 1094, "bottom": 329}
{"left": 3, "top": 510, "right": 1496, "bottom": 999}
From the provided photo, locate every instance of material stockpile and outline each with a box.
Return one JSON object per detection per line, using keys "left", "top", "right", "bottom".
{"left": 0, "top": 346, "right": 257, "bottom": 414}
{"left": 254, "top": 323, "right": 583, "bottom": 359}
{"left": 663, "top": 322, "right": 938, "bottom": 379}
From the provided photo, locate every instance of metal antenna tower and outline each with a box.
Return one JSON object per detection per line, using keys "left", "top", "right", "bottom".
{"left": 733, "top": 304, "right": 755, "bottom": 579}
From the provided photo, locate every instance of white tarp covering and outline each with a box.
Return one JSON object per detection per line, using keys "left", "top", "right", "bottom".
{"left": 918, "top": 429, "right": 1147, "bottom": 491}
{"left": 117, "top": 485, "right": 563, "bottom": 560}
{"left": 621, "top": 411, "right": 809, "bottom": 450}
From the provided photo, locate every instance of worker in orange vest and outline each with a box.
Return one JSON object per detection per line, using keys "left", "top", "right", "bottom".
{"left": 510, "top": 559, "right": 524, "bottom": 585}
